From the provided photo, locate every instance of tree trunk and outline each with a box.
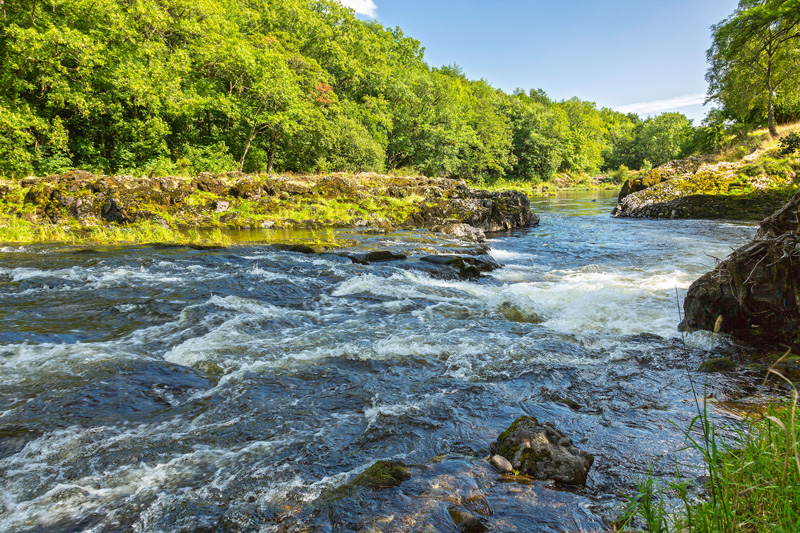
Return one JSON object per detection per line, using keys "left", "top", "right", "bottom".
{"left": 239, "top": 123, "right": 259, "bottom": 172}
{"left": 266, "top": 131, "right": 279, "bottom": 174}
{"left": 768, "top": 85, "right": 778, "bottom": 137}
{"left": 239, "top": 104, "right": 264, "bottom": 171}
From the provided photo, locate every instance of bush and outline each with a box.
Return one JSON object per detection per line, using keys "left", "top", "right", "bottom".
{"left": 779, "top": 132, "right": 800, "bottom": 155}
{"left": 612, "top": 164, "right": 632, "bottom": 184}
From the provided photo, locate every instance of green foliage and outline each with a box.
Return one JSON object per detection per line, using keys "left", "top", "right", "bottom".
{"left": 605, "top": 113, "right": 694, "bottom": 170}
{"left": 0, "top": 0, "right": 700, "bottom": 180}
{"left": 779, "top": 132, "right": 800, "bottom": 155}
{"left": 706, "top": 0, "right": 800, "bottom": 134}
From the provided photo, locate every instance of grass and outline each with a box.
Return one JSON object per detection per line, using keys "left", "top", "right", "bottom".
{"left": 621, "top": 351, "right": 800, "bottom": 532}
{"left": 0, "top": 216, "right": 232, "bottom": 246}
{"left": 710, "top": 121, "right": 800, "bottom": 164}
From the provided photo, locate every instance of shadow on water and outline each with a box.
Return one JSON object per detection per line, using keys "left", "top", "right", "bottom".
{"left": 0, "top": 192, "right": 765, "bottom": 531}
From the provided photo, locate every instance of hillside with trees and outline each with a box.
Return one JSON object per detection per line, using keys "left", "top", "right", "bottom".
{"left": 1, "top": 0, "right": 698, "bottom": 181}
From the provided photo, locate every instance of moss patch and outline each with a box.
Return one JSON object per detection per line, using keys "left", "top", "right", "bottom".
{"left": 351, "top": 460, "right": 412, "bottom": 490}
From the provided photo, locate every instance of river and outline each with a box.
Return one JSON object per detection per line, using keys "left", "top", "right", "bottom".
{"left": 0, "top": 191, "right": 759, "bottom": 532}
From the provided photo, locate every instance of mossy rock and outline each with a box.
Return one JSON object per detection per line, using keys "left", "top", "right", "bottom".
{"left": 698, "top": 357, "right": 736, "bottom": 373}
{"left": 491, "top": 415, "right": 594, "bottom": 486}
{"left": 351, "top": 460, "right": 412, "bottom": 489}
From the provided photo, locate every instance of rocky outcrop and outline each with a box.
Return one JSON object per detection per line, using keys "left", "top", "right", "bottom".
{"left": 682, "top": 192, "right": 800, "bottom": 345}
{"left": 490, "top": 416, "right": 594, "bottom": 486}
{"left": 0, "top": 171, "right": 536, "bottom": 236}
{"left": 613, "top": 157, "right": 796, "bottom": 220}
{"left": 616, "top": 158, "right": 706, "bottom": 204}
{"left": 614, "top": 190, "right": 793, "bottom": 220}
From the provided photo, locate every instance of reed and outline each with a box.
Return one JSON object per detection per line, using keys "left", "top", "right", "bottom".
{"left": 621, "top": 350, "right": 800, "bottom": 531}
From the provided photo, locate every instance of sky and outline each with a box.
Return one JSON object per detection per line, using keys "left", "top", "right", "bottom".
{"left": 337, "top": 0, "right": 740, "bottom": 124}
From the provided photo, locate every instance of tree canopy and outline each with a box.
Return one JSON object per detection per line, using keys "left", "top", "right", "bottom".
{"left": 707, "top": 0, "right": 800, "bottom": 135}
{"left": 0, "top": 0, "right": 695, "bottom": 179}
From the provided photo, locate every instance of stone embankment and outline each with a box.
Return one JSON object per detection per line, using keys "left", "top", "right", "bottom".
{"left": 682, "top": 191, "right": 800, "bottom": 346}
{"left": 612, "top": 157, "right": 796, "bottom": 220}
{"left": 0, "top": 171, "right": 537, "bottom": 240}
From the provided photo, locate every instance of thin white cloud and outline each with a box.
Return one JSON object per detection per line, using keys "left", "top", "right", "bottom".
{"left": 338, "top": 0, "right": 377, "bottom": 17}
{"left": 616, "top": 93, "right": 706, "bottom": 115}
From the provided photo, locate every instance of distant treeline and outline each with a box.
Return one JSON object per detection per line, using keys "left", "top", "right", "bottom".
{"left": 2, "top": 0, "right": 712, "bottom": 180}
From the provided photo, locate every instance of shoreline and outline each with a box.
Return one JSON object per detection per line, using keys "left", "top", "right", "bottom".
{"left": 0, "top": 171, "right": 537, "bottom": 246}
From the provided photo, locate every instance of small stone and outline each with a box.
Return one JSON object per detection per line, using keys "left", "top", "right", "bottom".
{"left": 464, "top": 490, "right": 493, "bottom": 517}
{"left": 489, "top": 454, "right": 513, "bottom": 473}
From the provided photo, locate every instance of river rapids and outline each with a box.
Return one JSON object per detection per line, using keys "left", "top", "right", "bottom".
{"left": 0, "top": 192, "right": 759, "bottom": 532}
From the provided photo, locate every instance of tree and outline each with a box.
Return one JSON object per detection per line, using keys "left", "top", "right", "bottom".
{"left": 707, "top": 0, "right": 800, "bottom": 136}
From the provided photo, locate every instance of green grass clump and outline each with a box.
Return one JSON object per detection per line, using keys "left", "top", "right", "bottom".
{"left": 0, "top": 216, "right": 232, "bottom": 246}
{"left": 622, "top": 353, "right": 800, "bottom": 532}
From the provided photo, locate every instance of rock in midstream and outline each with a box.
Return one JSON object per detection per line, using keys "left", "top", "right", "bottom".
{"left": 490, "top": 416, "right": 594, "bottom": 486}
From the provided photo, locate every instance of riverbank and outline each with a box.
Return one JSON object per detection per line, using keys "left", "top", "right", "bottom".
{"left": 0, "top": 171, "right": 534, "bottom": 245}
{"left": 612, "top": 126, "right": 800, "bottom": 220}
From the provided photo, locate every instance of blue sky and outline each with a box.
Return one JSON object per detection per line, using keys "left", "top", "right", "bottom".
{"left": 338, "top": 0, "right": 739, "bottom": 124}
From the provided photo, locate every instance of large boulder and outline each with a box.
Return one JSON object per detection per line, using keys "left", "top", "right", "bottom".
{"left": 683, "top": 192, "right": 800, "bottom": 344}
{"left": 490, "top": 416, "right": 594, "bottom": 486}
{"left": 613, "top": 156, "right": 794, "bottom": 220}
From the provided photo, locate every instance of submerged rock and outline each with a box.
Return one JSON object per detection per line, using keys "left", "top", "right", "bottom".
{"left": 683, "top": 192, "right": 800, "bottom": 345}
{"left": 490, "top": 416, "right": 594, "bottom": 486}
{"left": 420, "top": 254, "right": 500, "bottom": 280}
{"left": 352, "top": 460, "right": 412, "bottom": 490}
{"left": 448, "top": 509, "right": 489, "bottom": 533}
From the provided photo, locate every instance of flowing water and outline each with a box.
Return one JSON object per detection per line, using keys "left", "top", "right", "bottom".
{"left": 0, "top": 191, "right": 761, "bottom": 532}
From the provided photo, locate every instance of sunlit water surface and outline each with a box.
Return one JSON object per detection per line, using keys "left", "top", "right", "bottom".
{"left": 0, "top": 192, "right": 759, "bottom": 532}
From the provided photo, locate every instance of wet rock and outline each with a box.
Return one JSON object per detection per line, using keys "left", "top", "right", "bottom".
{"left": 464, "top": 490, "right": 493, "bottom": 517}
{"left": 0, "top": 425, "right": 42, "bottom": 459}
{"left": 698, "top": 357, "right": 736, "bottom": 373}
{"left": 420, "top": 254, "right": 500, "bottom": 280}
{"left": 432, "top": 223, "right": 486, "bottom": 243}
{"left": 270, "top": 243, "right": 317, "bottom": 254}
{"left": 352, "top": 460, "right": 411, "bottom": 489}
{"left": 489, "top": 454, "right": 513, "bottom": 473}
{"left": 448, "top": 509, "right": 489, "bottom": 533}
{"left": 491, "top": 416, "right": 594, "bottom": 486}
{"left": 342, "top": 250, "right": 407, "bottom": 264}
{"left": 683, "top": 193, "right": 800, "bottom": 345}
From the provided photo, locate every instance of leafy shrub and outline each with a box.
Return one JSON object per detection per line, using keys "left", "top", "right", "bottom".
{"left": 779, "top": 132, "right": 800, "bottom": 155}
{"left": 611, "top": 164, "right": 632, "bottom": 184}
